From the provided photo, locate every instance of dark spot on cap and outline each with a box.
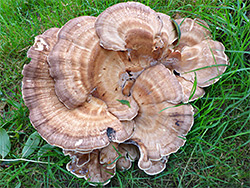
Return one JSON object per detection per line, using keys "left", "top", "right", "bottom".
{"left": 175, "top": 119, "right": 184, "bottom": 126}
{"left": 173, "top": 70, "right": 180, "bottom": 76}
{"left": 175, "top": 121, "right": 180, "bottom": 126}
{"left": 126, "top": 70, "right": 132, "bottom": 76}
{"left": 107, "top": 127, "right": 116, "bottom": 141}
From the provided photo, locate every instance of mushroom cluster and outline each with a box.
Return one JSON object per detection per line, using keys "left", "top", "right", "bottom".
{"left": 22, "top": 2, "right": 228, "bottom": 186}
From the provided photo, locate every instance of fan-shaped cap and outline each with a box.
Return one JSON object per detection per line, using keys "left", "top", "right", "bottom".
{"left": 48, "top": 16, "right": 99, "bottom": 109}
{"left": 99, "top": 142, "right": 119, "bottom": 169}
{"left": 63, "top": 150, "right": 91, "bottom": 167}
{"left": 132, "top": 64, "right": 183, "bottom": 105}
{"left": 22, "top": 29, "right": 134, "bottom": 151}
{"left": 95, "top": 2, "right": 163, "bottom": 53}
{"left": 175, "top": 18, "right": 211, "bottom": 49}
{"left": 157, "top": 13, "right": 177, "bottom": 47}
{"left": 26, "top": 28, "right": 60, "bottom": 60}
{"left": 173, "top": 40, "right": 229, "bottom": 87}
{"left": 144, "top": 156, "right": 169, "bottom": 175}
{"left": 90, "top": 48, "right": 139, "bottom": 120}
{"left": 66, "top": 150, "right": 115, "bottom": 186}
{"left": 157, "top": 13, "right": 178, "bottom": 61}
{"left": 116, "top": 143, "right": 139, "bottom": 171}
{"left": 177, "top": 76, "right": 205, "bottom": 103}
{"left": 131, "top": 102, "right": 194, "bottom": 170}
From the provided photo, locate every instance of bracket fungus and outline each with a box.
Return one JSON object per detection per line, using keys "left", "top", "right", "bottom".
{"left": 22, "top": 2, "right": 229, "bottom": 186}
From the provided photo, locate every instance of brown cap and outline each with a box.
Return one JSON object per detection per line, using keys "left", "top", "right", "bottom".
{"left": 95, "top": 2, "right": 163, "bottom": 53}
{"left": 177, "top": 76, "right": 205, "bottom": 103}
{"left": 175, "top": 18, "right": 211, "bottom": 49}
{"left": 47, "top": 15, "right": 139, "bottom": 120}
{"left": 66, "top": 150, "right": 115, "bottom": 186}
{"left": 63, "top": 150, "right": 90, "bottom": 167}
{"left": 116, "top": 143, "right": 139, "bottom": 171}
{"left": 48, "top": 16, "right": 99, "bottom": 109}
{"left": 144, "top": 156, "right": 169, "bottom": 175}
{"left": 90, "top": 48, "right": 139, "bottom": 121}
{"left": 23, "top": 29, "right": 134, "bottom": 151}
{"left": 157, "top": 13, "right": 178, "bottom": 47}
{"left": 26, "top": 28, "right": 60, "bottom": 61}
{"left": 173, "top": 40, "right": 229, "bottom": 87}
{"left": 131, "top": 102, "right": 194, "bottom": 170}
{"left": 99, "top": 142, "right": 119, "bottom": 169}
{"left": 132, "top": 64, "right": 183, "bottom": 105}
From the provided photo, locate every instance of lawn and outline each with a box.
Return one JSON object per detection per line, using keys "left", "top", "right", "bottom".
{"left": 0, "top": 0, "right": 249, "bottom": 187}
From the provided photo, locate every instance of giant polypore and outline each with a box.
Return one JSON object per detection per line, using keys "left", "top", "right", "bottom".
{"left": 22, "top": 2, "right": 228, "bottom": 186}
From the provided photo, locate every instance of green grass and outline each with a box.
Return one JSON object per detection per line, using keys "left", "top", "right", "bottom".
{"left": 1, "top": 0, "right": 249, "bottom": 187}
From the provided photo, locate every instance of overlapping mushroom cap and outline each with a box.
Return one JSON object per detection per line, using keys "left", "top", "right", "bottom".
{"left": 22, "top": 27, "right": 134, "bottom": 151}
{"left": 22, "top": 2, "right": 228, "bottom": 186}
